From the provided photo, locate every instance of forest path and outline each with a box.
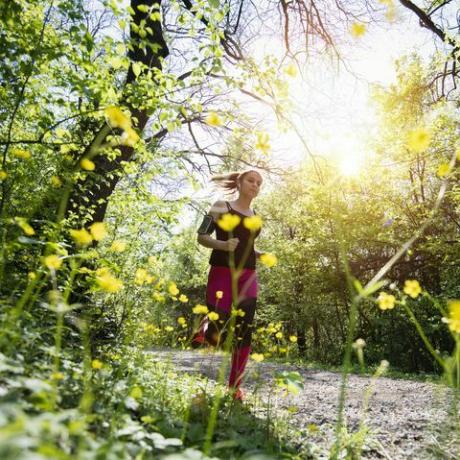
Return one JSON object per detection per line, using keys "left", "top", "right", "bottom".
{"left": 149, "top": 348, "right": 458, "bottom": 459}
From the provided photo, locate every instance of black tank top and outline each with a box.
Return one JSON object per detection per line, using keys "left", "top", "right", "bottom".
{"left": 209, "top": 201, "right": 261, "bottom": 270}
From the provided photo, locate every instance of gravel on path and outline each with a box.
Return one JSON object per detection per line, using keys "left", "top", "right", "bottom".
{"left": 148, "top": 348, "right": 459, "bottom": 459}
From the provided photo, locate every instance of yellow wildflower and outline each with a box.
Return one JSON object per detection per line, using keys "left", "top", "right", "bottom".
{"left": 0, "top": 170, "right": 7, "bottom": 180}
{"left": 168, "top": 282, "right": 179, "bottom": 296}
{"left": 13, "top": 149, "right": 31, "bottom": 159}
{"left": 255, "top": 132, "right": 271, "bottom": 155}
{"left": 446, "top": 300, "right": 460, "bottom": 334}
{"left": 120, "top": 127, "right": 140, "bottom": 147}
{"left": 192, "top": 304, "right": 209, "bottom": 314}
{"left": 70, "top": 228, "right": 93, "bottom": 247}
{"left": 283, "top": 63, "right": 298, "bottom": 78}
{"left": 251, "top": 353, "right": 264, "bottom": 362}
{"left": 208, "top": 311, "right": 219, "bottom": 321}
{"left": 51, "top": 372, "right": 64, "bottom": 380}
{"left": 105, "top": 106, "right": 131, "bottom": 131}
{"left": 43, "top": 255, "right": 62, "bottom": 270}
{"left": 377, "top": 292, "right": 395, "bottom": 310}
{"left": 243, "top": 215, "right": 263, "bottom": 232}
{"left": 91, "top": 359, "right": 103, "bottom": 369}
{"left": 179, "top": 294, "right": 188, "bottom": 303}
{"left": 215, "top": 290, "right": 223, "bottom": 299}
{"left": 50, "top": 175, "right": 62, "bottom": 187}
{"left": 217, "top": 213, "right": 241, "bottom": 232}
{"left": 95, "top": 268, "right": 123, "bottom": 293}
{"left": 437, "top": 163, "right": 451, "bottom": 178}
{"left": 90, "top": 222, "right": 107, "bottom": 241}
{"left": 260, "top": 253, "right": 277, "bottom": 268}
{"left": 15, "top": 218, "right": 35, "bottom": 236}
{"left": 165, "top": 326, "right": 174, "bottom": 332}
{"left": 177, "top": 316, "right": 186, "bottom": 326}
{"left": 350, "top": 22, "right": 366, "bottom": 38}
{"left": 153, "top": 292, "right": 165, "bottom": 303}
{"left": 80, "top": 158, "right": 95, "bottom": 171}
{"left": 28, "top": 272, "right": 36, "bottom": 280}
{"left": 135, "top": 268, "right": 149, "bottom": 285}
{"left": 275, "top": 331, "right": 283, "bottom": 339}
{"left": 110, "top": 240, "right": 127, "bottom": 252}
{"left": 403, "top": 280, "right": 422, "bottom": 299}
{"left": 289, "top": 335, "right": 297, "bottom": 343}
{"left": 407, "top": 128, "right": 431, "bottom": 153}
{"left": 205, "top": 111, "right": 222, "bottom": 127}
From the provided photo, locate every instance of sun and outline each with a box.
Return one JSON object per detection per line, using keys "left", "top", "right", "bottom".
{"left": 339, "top": 154, "right": 364, "bottom": 177}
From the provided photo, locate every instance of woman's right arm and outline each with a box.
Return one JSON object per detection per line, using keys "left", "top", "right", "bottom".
{"left": 197, "top": 201, "right": 239, "bottom": 252}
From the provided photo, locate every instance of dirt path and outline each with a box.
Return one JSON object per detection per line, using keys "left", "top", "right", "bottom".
{"left": 149, "top": 349, "right": 459, "bottom": 459}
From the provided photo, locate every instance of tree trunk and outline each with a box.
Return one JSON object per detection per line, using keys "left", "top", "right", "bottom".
{"left": 66, "top": 0, "right": 169, "bottom": 224}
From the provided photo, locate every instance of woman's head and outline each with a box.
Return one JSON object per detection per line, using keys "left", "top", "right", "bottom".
{"left": 211, "top": 170, "right": 263, "bottom": 197}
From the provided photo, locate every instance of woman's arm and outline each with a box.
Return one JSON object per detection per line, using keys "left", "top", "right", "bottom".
{"left": 197, "top": 200, "right": 239, "bottom": 252}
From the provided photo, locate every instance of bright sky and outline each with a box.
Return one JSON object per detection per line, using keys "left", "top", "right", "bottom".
{"left": 247, "top": 6, "right": 437, "bottom": 173}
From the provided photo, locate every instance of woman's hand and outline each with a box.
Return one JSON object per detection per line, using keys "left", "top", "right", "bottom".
{"left": 225, "top": 238, "right": 239, "bottom": 252}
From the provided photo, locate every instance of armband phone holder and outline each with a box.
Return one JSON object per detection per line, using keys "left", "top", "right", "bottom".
{"left": 197, "top": 214, "right": 215, "bottom": 235}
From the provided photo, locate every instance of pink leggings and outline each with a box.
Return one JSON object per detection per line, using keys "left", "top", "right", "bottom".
{"left": 204, "top": 266, "right": 258, "bottom": 388}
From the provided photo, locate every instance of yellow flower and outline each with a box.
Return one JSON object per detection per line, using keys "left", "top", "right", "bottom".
{"left": 153, "top": 292, "right": 165, "bottom": 303}
{"left": 446, "top": 300, "right": 460, "bottom": 334}
{"left": 231, "top": 308, "right": 245, "bottom": 317}
{"left": 217, "top": 213, "right": 241, "bottom": 232}
{"left": 243, "top": 215, "right": 263, "bottom": 232}
{"left": 283, "top": 63, "right": 297, "bottom": 78}
{"left": 165, "top": 326, "right": 174, "bottom": 332}
{"left": 179, "top": 294, "right": 188, "bottom": 303}
{"left": 208, "top": 311, "right": 219, "bottom": 321}
{"left": 120, "top": 127, "right": 140, "bottom": 147}
{"left": 215, "top": 290, "right": 223, "bottom": 299}
{"left": 407, "top": 128, "right": 431, "bottom": 153}
{"left": 251, "top": 353, "right": 264, "bottom": 362}
{"left": 70, "top": 228, "right": 93, "bottom": 247}
{"left": 255, "top": 132, "right": 270, "bottom": 155}
{"left": 28, "top": 272, "right": 36, "bottom": 280}
{"left": 95, "top": 268, "right": 123, "bottom": 293}
{"left": 15, "top": 218, "right": 35, "bottom": 236}
{"left": 403, "top": 280, "right": 422, "bottom": 299}
{"left": 50, "top": 175, "right": 62, "bottom": 187}
{"left": 275, "top": 331, "right": 283, "bottom": 339}
{"left": 0, "top": 170, "right": 7, "bottom": 180}
{"left": 437, "top": 163, "right": 451, "bottom": 178}
{"left": 90, "top": 222, "right": 107, "bottom": 241}
{"left": 260, "top": 253, "right": 277, "bottom": 268}
{"left": 205, "top": 111, "right": 222, "bottom": 127}
{"left": 192, "top": 304, "right": 209, "bottom": 314}
{"left": 289, "top": 335, "right": 297, "bottom": 343}
{"left": 177, "top": 316, "right": 186, "bottom": 326}
{"left": 377, "top": 292, "right": 395, "bottom": 310}
{"left": 91, "top": 359, "right": 103, "bottom": 369}
{"left": 135, "top": 268, "right": 149, "bottom": 285}
{"left": 105, "top": 106, "right": 131, "bottom": 131}
{"left": 80, "top": 158, "right": 95, "bottom": 171}
{"left": 51, "top": 372, "right": 64, "bottom": 380}
{"left": 168, "top": 282, "right": 179, "bottom": 296}
{"left": 110, "top": 240, "right": 127, "bottom": 252}
{"left": 350, "top": 22, "right": 366, "bottom": 38}
{"left": 13, "top": 149, "right": 31, "bottom": 159}
{"left": 43, "top": 255, "right": 62, "bottom": 270}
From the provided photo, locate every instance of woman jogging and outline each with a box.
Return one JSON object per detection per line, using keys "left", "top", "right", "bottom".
{"left": 194, "top": 170, "right": 263, "bottom": 401}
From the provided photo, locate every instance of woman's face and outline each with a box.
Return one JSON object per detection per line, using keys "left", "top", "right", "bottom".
{"left": 239, "top": 172, "right": 263, "bottom": 198}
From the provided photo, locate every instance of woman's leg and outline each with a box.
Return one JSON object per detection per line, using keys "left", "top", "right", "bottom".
{"left": 228, "top": 297, "right": 256, "bottom": 390}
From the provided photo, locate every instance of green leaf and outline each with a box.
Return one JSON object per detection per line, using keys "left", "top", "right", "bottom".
{"left": 209, "top": 0, "right": 220, "bottom": 8}
{"left": 137, "top": 4, "right": 149, "bottom": 13}
{"left": 132, "top": 62, "right": 141, "bottom": 77}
